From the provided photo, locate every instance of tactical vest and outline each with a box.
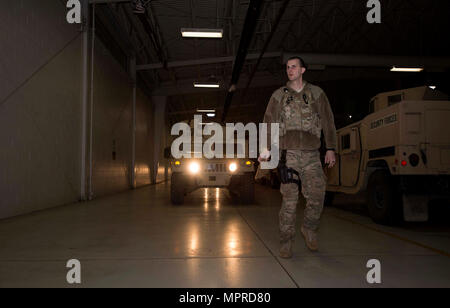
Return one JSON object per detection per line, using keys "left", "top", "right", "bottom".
{"left": 277, "top": 83, "right": 322, "bottom": 139}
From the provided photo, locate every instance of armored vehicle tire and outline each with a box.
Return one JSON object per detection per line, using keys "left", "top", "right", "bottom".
{"left": 171, "top": 173, "right": 184, "bottom": 205}
{"left": 367, "top": 170, "right": 400, "bottom": 225}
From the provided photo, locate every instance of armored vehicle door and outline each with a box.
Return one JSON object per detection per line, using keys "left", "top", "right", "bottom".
{"left": 424, "top": 104, "right": 450, "bottom": 172}
{"left": 339, "top": 126, "right": 361, "bottom": 187}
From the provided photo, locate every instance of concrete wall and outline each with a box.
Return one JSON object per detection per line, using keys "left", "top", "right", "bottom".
{"left": 0, "top": 0, "right": 159, "bottom": 219}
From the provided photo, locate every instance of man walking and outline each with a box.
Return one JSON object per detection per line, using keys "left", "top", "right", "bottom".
{"left": 259, "top": 56, "right": 337, "bottom": 257}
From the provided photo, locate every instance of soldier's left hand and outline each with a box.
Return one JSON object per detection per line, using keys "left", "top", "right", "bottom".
{"left": 324, "top": 150, "right": 336, "bottom": 168}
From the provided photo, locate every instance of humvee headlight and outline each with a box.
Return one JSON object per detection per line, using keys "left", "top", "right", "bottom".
{"left": 189, "top": 162, "right": 200, "bottom": 174}
{"left": 229, "top": 163, "right": 237, "bottom": 172}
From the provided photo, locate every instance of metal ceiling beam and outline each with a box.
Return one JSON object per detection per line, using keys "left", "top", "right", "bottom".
{"left": 292, "top": 1, "right": 338, "bottom": 52}
{"left": 136, "top": 52, "right": 282, "bottom": 71}
{"left": 98, "top": 5, "right": 135, "bottom": 57}
{"left": 136, "top": 12, "right": 166, "bottom": 64}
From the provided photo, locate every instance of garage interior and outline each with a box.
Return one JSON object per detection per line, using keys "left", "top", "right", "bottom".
{"left": 0, "top": 0, "right": 449, "bottom": 287}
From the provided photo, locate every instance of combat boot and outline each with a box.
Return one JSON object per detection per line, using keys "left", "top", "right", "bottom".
{"left": 301, "top": 225, "right": 318, "bottom": 251}
{"left": 279, "top": 240, "right": 293, "bottom": 258}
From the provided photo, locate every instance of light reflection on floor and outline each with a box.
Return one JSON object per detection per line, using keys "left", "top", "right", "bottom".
{"left": 188, "top": 188, "right": 243, "bottom": 257}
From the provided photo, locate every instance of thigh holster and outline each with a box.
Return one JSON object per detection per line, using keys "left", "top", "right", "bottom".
{"left": 278, "top": 150, "right": 300, "bottom": 186}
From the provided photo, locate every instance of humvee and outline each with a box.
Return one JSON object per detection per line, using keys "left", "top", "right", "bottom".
{"left": 166, "top": 123, "right": 255, "bottom": 205}
{"left": 326, "top": 86, "right": 450, "bottom": 224}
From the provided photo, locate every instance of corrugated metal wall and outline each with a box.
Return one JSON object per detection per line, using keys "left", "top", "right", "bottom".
{"left": 0, "top": 0, "right": 164, "bottom": 219}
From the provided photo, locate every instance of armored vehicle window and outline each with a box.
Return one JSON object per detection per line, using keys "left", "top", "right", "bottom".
{"left": 388, "top": 94, "right": 403, "bottom": 106}
{"left": 341, "top": 134, "right": 350, "bottom": 150}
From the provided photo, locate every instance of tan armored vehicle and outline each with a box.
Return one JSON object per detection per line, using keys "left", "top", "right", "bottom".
{"left": 166, "top": 123, "right": 255, "bottom": 205}
{"left": 326, "top": 86, "right": 450, "bottom": 224}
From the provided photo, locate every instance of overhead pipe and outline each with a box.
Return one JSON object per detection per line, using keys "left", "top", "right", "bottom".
{"left": 138, "top": 52, "right": 450, "bottom": 72}
{"left": 282, "top": 53, "right": 450, "bottom": 69}
{"left": 136, "top": 52, "right": 282, "bottom": 71}
{"left": 221, "top": 0, "right": 265, "bottom": 123}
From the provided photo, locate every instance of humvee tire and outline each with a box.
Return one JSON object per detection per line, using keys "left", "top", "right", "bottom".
{"left": 367, "top": 170, "right": 400, "bottom": 225}
{"left": 239, "top": 172, "right": 255, "bottom": 204}
{"left": 171, "top": 173, "right": 184, "bottom": 205}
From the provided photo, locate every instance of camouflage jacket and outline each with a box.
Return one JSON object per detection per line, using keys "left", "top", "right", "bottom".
{"left": 263, "top": 81, "right": 337, "bottom": 151}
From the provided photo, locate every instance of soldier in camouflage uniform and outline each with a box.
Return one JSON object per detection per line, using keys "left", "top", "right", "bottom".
{"left": 259, "top": 56, "right": 337, "bottom": 257}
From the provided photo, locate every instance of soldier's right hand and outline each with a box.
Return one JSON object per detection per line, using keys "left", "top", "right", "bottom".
{"left": 258, "top": 149, "right": 271, "bottom": 162}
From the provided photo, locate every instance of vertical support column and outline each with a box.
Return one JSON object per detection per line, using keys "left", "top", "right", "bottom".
{"left": 88, "top": 3, "right": 96, "bottom": 200}
{"left": 164, "top": 127, "right": 169, "bottom": 181}
{"left": 151, "top": 96, "right": 167, "bottom": 184}
{"left": 80, "top": 0, "right": 89, "bottom": 201}
{"left": 130, "top": 57, "right": 137, "bottom": 189}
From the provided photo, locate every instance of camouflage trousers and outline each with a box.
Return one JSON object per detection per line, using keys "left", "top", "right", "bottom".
{"left": 279, "top": 150, "right": 326, "bottom": 242}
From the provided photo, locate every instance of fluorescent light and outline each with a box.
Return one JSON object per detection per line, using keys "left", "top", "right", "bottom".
{"left": 181, "top": 28, "right": 223, "bottom": 38}
{"left": 206, "top": 113, "right": 215, "bottom": 117}
{"left": 197, "top": 109, "right": 216, "bottom": 113}
{"left": 194, "top": 83, "right": 220, "bottom": 88}
{"left": 390, "top": 67, "right": 424, "bottom": 72}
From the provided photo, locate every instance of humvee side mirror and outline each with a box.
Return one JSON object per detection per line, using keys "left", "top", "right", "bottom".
{"left": 164, "top": 147, "right": 171, "bottom": 159}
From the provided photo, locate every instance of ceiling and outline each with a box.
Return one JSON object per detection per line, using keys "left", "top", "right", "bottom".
{"left": 93, "top": 0, "right": 450, "bottom": 127}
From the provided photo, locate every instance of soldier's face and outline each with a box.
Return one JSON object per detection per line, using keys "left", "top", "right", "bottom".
{"left": 286, "top": 59, "right": 305, "bottom": 81}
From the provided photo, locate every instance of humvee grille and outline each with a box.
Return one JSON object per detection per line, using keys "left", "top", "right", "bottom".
{"left": 205, "top": 163, "right": 226, "bottom": 172}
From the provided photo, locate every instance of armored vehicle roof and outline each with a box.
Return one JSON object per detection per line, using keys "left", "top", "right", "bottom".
{"left": 370, "top": 86, "right": 449, "bottom": 113}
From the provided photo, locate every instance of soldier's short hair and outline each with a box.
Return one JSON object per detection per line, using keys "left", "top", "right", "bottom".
{"left": 287, "top": 56, "right": 307, "bottom": 70}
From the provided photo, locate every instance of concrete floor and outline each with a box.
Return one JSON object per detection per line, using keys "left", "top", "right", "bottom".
{"left": 0, "top": 182, "right": 449, "bottom": 288}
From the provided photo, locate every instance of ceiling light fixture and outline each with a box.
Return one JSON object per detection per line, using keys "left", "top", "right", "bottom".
{"left": 390, "top": 67, "right": 424, "bottom": 72}
{"left": 206, "top": 113, "right": 216, "bottom": 118}
{"left": 193, "top": 82, "right": 220, "bottom": 88}
{"left": 181, "top": 28, "right": 223, "bottom": 38}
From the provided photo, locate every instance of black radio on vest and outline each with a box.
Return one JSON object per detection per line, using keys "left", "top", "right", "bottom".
{"left": 303, "top": 94, "right": 309, "bottom": 104}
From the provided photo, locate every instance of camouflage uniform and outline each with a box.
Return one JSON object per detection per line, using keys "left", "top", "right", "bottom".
{"left": 280, "top": 150, "right": 326, "bottom": 241}
{"left": 263, "top": 81, "right": 337, "bottom": 244}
